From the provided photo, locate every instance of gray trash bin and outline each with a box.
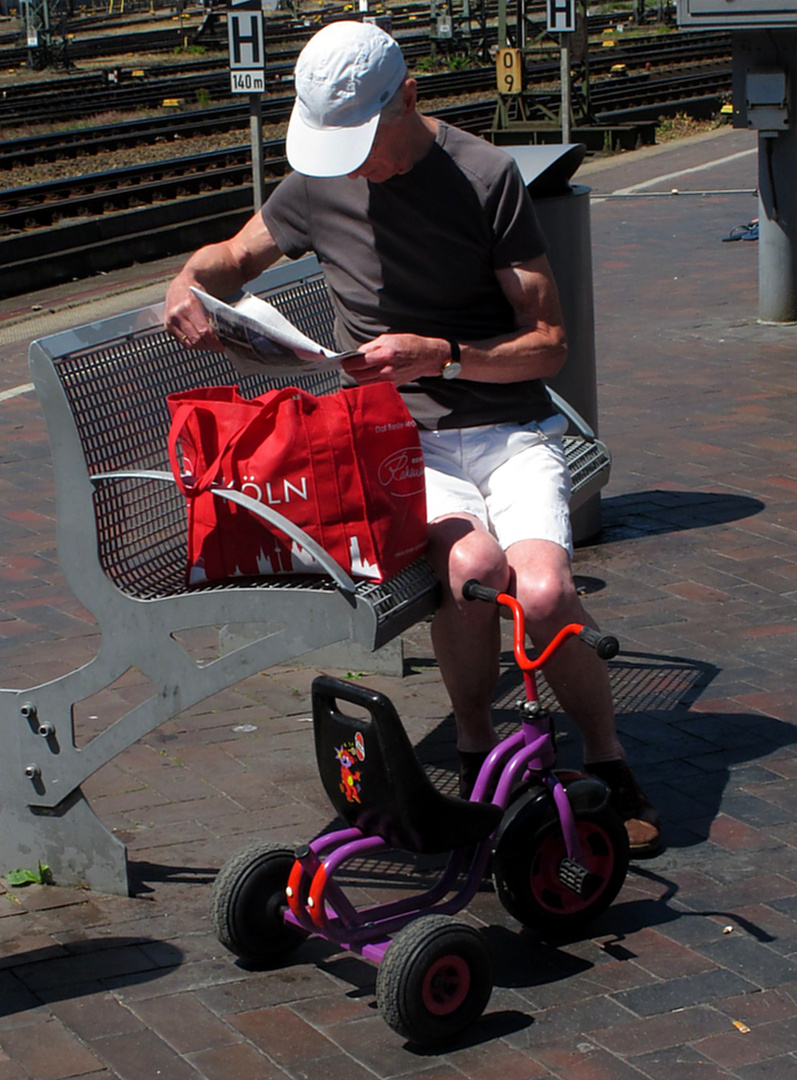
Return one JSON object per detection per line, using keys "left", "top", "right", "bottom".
{"left": 505, "top": 143, "right": 602, "bottom": 543}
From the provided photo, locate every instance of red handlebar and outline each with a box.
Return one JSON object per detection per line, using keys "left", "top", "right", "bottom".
{"left": 461, "top": 579, "right": 619, "bottom": 674}
{"left": 494, "top": 592, "right": 586, "bottom": 673}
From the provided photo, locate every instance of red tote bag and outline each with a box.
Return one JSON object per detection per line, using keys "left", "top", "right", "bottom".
{"left": 167, "top": 382, "right": 427, "bottom": 586}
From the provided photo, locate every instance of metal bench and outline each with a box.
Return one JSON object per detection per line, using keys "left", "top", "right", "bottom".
{"left": 0, "top": 254, "right": 610, "bottom": 896}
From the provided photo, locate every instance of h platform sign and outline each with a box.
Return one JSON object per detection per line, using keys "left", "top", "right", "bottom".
{"left": 547, "top": 0, "right": 576, "bottom": 33}
{"left": 227, "top": 0, "right": 266, "bottom": 95}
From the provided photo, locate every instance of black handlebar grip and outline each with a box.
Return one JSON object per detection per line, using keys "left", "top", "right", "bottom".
{"left": 579, "top": 627, "right": 620, "bottom": 660}
{"left": 462, "top": 579, "right": 502, "bottom": 604}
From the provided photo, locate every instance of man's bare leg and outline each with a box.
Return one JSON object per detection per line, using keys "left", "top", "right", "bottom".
{"left": 426, "top": 514, "right": 507, "bottom": 755}
{"left": 507, "top": 539, "right": 620, "bottom": 762}
{"left": 427, "top": 524, "right": 661, "bottom": 853}
{"left": 507, "top": 538, "right": 661, "bottom": 855}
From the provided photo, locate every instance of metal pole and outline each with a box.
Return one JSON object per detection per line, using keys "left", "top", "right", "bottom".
{"left": 758, "top": 127, "right": 797, "bottom": 322}
{"left": 560, "top": 37, "right": 571, "bottom": 143}
{"left": 250, "top": 94, "right": 264, "bottom": 213}
{"left": 752, "top": 31, "right": 797, "bottom": 323}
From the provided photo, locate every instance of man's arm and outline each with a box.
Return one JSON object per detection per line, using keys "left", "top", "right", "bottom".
{"left": 341, "top": 253, "right": 567, "bottom": 385}
{"left": 164, "top": 213, "right": 284, "bottom": 351}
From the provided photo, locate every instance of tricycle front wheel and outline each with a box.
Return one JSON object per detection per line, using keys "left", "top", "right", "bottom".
{"left": 494, "top": 806, "right": 629, "bottom": 939}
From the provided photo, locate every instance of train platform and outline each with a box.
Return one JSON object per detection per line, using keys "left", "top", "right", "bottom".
{"left": 3, "top": 123, "right": 797, "bottom": 1079}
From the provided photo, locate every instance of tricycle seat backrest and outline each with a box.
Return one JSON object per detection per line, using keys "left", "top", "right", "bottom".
{"left": 312, "top": 675, "right": 502, "bottom": 854}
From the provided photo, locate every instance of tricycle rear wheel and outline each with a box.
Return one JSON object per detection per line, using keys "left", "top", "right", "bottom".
{"left": 376, "top": 914, "right": 492, "bottom": 1045}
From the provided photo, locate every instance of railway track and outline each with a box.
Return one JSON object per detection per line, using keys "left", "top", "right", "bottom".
{"left": 0, "top": 19, "right": 730, "bottom": 128}
{"left": 0, "top": 66, "right": 496, "bottom": 171}
{"left": 0, "top": 93, "right": 497, "bottom": 231}
{"left": 0, "top": 61, "right": 732, "bottom": 231}
{"left": 0, "top": 28, "right": 731, "bottom": 168}
{"left": 0, "top": 12, "right": 733, "bottom": 300}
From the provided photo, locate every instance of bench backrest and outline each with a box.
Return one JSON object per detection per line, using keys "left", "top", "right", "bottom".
{"left": 31, "top": 257, "right": 340, "bottom": 601}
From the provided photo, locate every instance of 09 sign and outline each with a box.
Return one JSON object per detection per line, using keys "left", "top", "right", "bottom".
{"left": 496, "top": 47, "right": 522, "bottom": 95}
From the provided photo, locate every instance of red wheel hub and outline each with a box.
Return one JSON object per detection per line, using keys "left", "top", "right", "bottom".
{"left": 421, "top": 954, "right": 471, "bottom": 1015}
{"left": 530, "top": 821, "right": 612, "bottom": 915}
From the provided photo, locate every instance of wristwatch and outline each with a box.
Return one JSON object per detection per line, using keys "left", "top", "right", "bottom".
{"left": 441, "top": 339, "right": 462, "bottom": 380}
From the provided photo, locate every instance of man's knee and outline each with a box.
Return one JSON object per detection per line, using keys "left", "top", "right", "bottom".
{"left": 449, "top": 538, "right": 508, "bottom": 598}
{"left": 428, "top": 516, "right": 508, "bottom": 598}
{"left": 516, "top": 566, "right": 579, "bottom": 628}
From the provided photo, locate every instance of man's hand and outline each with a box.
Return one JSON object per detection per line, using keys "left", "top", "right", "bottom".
{"left": 164, "top": 276, "right": 224, "bottom": 352}
{"left": 163, "top": 213, "right": 283, "bottom": 351}
{"left": 341, "top": 334, "right": 449, "bottom": 385}
{"left": 340, "top": 253, "right": 567, "bottom": 387}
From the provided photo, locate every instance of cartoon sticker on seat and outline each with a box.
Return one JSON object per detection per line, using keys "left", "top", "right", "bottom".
{"left": 336, "top": 733, "right": 365, "bottom": 804}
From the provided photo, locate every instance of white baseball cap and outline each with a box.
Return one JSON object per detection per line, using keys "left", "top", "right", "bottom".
{"left": 286, "top": 21, "right": 408, "bottom": 178}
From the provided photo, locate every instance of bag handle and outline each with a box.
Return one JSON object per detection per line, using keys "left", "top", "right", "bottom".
{"left": 167, "top": 402, "right": 231, "bottom": 496}
{"left": 168, "top": 387, "right": 310, "bottom": 495}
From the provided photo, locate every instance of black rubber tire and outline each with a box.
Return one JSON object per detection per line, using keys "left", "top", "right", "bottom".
{"left": 209, "top": 841, "right": 306, "bottom": 966}
{"left": 493, "top": 805, "right": 629, "bottom": 940}
{"left": 375, "top": 914, "right": 493, "bottom": 1045}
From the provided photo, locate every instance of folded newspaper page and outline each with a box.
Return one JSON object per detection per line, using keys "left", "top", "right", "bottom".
{"left": 190, "top": 286, "right": 358, "bottom": 378}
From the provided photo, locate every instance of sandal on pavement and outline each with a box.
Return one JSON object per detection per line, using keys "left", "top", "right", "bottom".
{"left": 722, "top": 220, "right": 758, "bottom": 242}
{"left": 585, "top": 759, "right": 663, "bottom": 858}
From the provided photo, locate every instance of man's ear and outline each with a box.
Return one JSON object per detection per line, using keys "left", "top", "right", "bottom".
{"left": 402, "top": 78, "right": 418, "bottom": 114}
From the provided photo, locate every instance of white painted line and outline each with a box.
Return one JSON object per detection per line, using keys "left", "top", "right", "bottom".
{"left": 0, "top": 383, "right": 35, "bottom": 403}
{"left": 611, "top": 148, "right": 757, "bottom": 195}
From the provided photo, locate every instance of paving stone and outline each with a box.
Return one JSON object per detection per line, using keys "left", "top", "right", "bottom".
{"left": 694, "top": 1015, "right": 797, "bottom": 1071}
{"left": 317, "top": 1011, "right": 457, "bottom": 1077}
{"left": 127, "top": 993, "right": 242, "bottom": 1054}
{"left": 739, "top": 1055, "right": 797, "bottom": 1080}
{"left": 44, "top": 988, "right": 145, "bottom": 1041}
{"left": 610, "top": 967, "right": 758, "bottom": 1019}
{"left": 186, "top": 1042, "right": 287, "bottom": 1080}
{"left": 12, "top": 943, "right": 171, "bottom": 993}
{"left": 442, "top": 1039, "right": 551, "bottom": 1080}
{"left": 530, "top": 1039, "right": 652, "bottom": 1080}
{"left": 590, "top": 1004, "right": 731, "bottom": 1057}
{"left": 0, "top": 1016, "right": 105, "bottom": 1079}
{"left": 504, "top": 994, "right": 636, "bottom": 1049}
{"left": 91, "top": 1030, "right": 200, "bottom": 1080}
{"left": 0, "top": 1051, "right": 30, "bottom": 1080}
{"left": 629, "top": 1044, "right": 743, "bottom": 1080}
{"left": 229, "top": 1004, "right": 341, "bottom": 1070}
{"left": 694, "top": 935, "right": 797, "bottom": 989}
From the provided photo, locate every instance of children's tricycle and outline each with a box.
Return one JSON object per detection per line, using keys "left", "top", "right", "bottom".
{"left": 210, "top": 580, "right": 630, "bottom": 1045}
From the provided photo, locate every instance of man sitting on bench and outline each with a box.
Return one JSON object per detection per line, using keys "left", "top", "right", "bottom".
{"left": 163, "top": 21, "right": 661, "bottom": 857}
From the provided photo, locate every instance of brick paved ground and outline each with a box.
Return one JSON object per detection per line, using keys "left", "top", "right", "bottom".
{"left": 2, "top": 125, "right": 797, "bottom": 1079}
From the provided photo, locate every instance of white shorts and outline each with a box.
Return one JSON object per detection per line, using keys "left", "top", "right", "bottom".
{"left": 419, "top": 414, "right": 573, "bottom": 557}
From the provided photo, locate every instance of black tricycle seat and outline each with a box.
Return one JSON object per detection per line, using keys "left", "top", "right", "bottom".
{"left": 311, "top": 675, "right": 503, "bottom": 854}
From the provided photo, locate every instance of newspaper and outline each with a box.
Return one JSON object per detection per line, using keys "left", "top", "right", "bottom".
{"left": 190, "top": 286, "right": 359, "bottom": 378}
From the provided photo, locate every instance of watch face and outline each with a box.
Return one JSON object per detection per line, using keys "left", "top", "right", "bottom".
{"left": 442, "top": 360, "right": 462, "bottom": 380}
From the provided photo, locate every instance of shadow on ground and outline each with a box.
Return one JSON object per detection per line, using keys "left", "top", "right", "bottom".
{"left": 0, "top": 937, "right": 183, "bottom": 1017}
{"left": 597, "top": 489, "right": 764, "bottom": 544}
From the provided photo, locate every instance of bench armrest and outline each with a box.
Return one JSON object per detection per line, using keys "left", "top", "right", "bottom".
{"left": 91, "top": 471, "right": 357, "bottom": 597}
{"left": 547, "top": 387, "right": 597, "bottom": 441}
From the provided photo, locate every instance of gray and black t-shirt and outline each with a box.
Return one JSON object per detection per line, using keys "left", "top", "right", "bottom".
{"left": 263, "top": 121, "right": 557, "bottom": 429}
